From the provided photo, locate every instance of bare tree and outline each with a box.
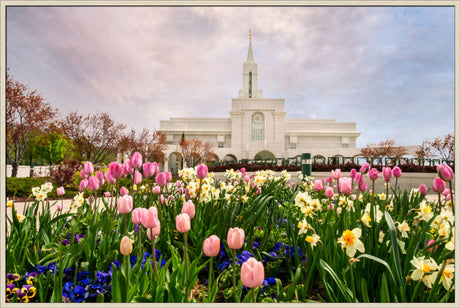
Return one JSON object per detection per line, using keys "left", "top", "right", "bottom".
{"left": 416, "top": 133, "right": 455, "bottom": 161}
{"left": 60, "top": 111, "right": 126, "bottom": 163}
{"left": 179, "top": 138, "right": 215, "bottom": 167}
{"left": 6, "top": 71, "right": 57, "bottom": 177}
{"left": 118, "top": 128, "right": 167, "bottom": 164}
{"left": 359, "top": 139, "right": 408, "bottom": 160}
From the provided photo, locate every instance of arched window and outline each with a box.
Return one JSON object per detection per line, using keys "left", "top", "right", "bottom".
{"left": 251, "top": 112, "right": 264, "bottom": 141}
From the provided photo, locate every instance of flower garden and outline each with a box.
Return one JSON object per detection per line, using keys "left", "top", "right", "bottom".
{"left": 5, "top": 153, "right": 456, "bottom": 303}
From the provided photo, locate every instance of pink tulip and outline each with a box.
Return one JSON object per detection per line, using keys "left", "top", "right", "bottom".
{"left": 147, "top": 222, "right": 161, "bottom": 240}
{"left": 197, "top": 164, "right": 209, "bottom": 179}
{"left": 325, "top": 177, "right": 333, "bottom": 184}
{"left": 96, "top": 170, "right": 104, "bottom": 181}
{"left": 80, "top": 169, "right": 87, "bottom": 179}
{"left": 331, "top": 169, "right": 342, "bottom": 180}
{"left": 359, "top": 181, "right": 368, "bottom": 192}
{"left": 241, "top": 257, "right": 265, "bottom": 288}
{"left": 339, "top": 177, "right": 352, "bottom": 195}
{"left": 181, "top": 200, "right": 195, "bottom": 219}
{"left": 104, "top": 169, "right": 116, "bottom": 184}
{"left": 156, "top": 172, "right": 167, "bottom": 187}
{"left": 354, "top": 173, "right": 362, "bottom": 183}
{"left": 244, "top": 175, "right": 250, "bottom": 183}
{"left": 419, "top": 184, "right": 428, "bottom": 195}
{"left": 442, "top": 188, "right": 450, "bottom": 197}
{"left": 130, "top": 152, "right": 143, "bottom": 169}
{"left": 120, "top": 186, "right": 129, "bottom": 196}
{"left": 123, "top": 161, "right": 134, "bottom": 176}
{"left": 227, "top": 227, "right": 245, "bottom": 250}
{"left": 438, "top": 164, "right": 454, "bottom": 182}
{"left": 84, "top": 161, "right": 94, "bottom": 176}
{"left": 382, "top": 167, "right": 392, "bottom": 182}
{"left": 360, "top": 163, "right": 370, "bottom": 174}
{"left": 79, "top": 179, "right": 88, "bottom": 192}
{"left": 350, "top": 169, "right": 357, "bottom": 179}
{"left": 109, "top": 162, "right": 123, "bottom": 179}
{"left": 325, "top": 186, "right": 334, "bottom": 198}
{"left": 165, "top": 171, "right": 172, "bottom": 183}
{"left": 132, "top": 207, "right": 147, "bottom": 225}
{"left": 368, "top": 168, "right": 380, "bottom": 180}
{"left": 392, "top": 166, "right": 402, "bottom": 178}
{"left": 203, "top": 235, "right": 221, "bottom": 257}
{"left": 133, "top": 171, "right": 142, "bottom": 185}
{"left": 142, "top": 162, "right": 155, "bottom": 178}
{"left": 118, "top": 195, "right": 133, "bottom": 214}
{"left": 176, "top": 180, "right": 183, "bottom": 188}
{"left": 152, "top": 186, "right": 161, "bottom": 194}
{"left": 432, "top": 177, "right": 446, "bottom": 194}
{"left": 104, "top": 191, "right": 111, "bottom": 198}
{"left": 426, "top": 239, "right": 438, "bottom": 253}
{"left": 176, "top": 213, "right": 191, "bottom": 233}
{"left": 314, "top": 180, "right": 323, "bottom": 192}
{"left": 241, "top": 167, "right": 246, "bottom": 173}
{"left": 56, "top": 204, "right": 63, "bottom": 211}
{"left": 327, "top": 203, "right": 335, "bottom": 211}
{"left": 87, "top": 175, "right": 100, "bottom": 191}
{"left": 56, "top": 186, "right": 65, "bottom": 196}
{"left": 142, "top": 207, "right": 159, "bottom": 229}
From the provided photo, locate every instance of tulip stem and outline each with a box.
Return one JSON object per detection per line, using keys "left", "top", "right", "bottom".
{"left": 124, "top": 214, "right": 127, "bottom": 236}
{"left": 448, "top": 181, "right": 455, "bottom": 215}
{"left": 151, "top": 234, "right": 158, "bottom": 280}
{"left": 251, "top": 287, "right": 256, "bottom": 303}
{"left": 208, "top": 257, "right": 213, "bottom": 301}
{"left": 438, "top": 193, "right": 442, "bottom": 213}
{"left": 138, "top": 227, "right": 142, "bottom": 260}
{"left": 232, "top": 249, "right": 237, "bottom": 303}
{"left": 184, "top": 232, "right": 189, "bottom": 297}
{"left": 125, "top": 255, "right": 129, "bottom": 301}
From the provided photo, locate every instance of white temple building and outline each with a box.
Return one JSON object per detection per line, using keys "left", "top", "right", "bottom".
{"left": 160, "top": 35, "right": 362, "bottom": 173}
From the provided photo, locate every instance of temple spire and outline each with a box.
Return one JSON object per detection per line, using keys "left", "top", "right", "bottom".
{"left": 238, "top": 30, "right": 262, "bottom": 99}
{"left": 246, "top": 29, "right": 254, "bottom": 62}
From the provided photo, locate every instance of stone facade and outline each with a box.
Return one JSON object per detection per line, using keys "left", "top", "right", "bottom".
{"left": 160, "top": 37, "right": 361, "bottom": 173}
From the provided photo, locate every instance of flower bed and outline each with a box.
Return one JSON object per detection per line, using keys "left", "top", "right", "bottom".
{"left": 5, "top": 156, "right": 455, "bottom": 303}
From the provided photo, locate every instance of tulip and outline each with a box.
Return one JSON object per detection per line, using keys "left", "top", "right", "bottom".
{"left": 241, "top": 167, "right": 246, "bottom": 173}
{"left": 104, "top": 169, "right": 116, "bottom": 184}
{"left": 118, "top": 195, "right": 133, "bottom": 214}
{"left": 146, "top": 222, "right": 161, "bottom": 240}
{"left": 120, "top": 236, "right": 133, "bottom": 256}
{"left": 132, "top": 207, "right": 147, "bottom": 225}
{"left": 176, "top": 180, "right": 183, "bottom": 188}
{"left": 96, "top": 170, "right": 104, "bottom": 182}
{"left": 368, "top": 168, "right": 379, "bottom": 180}
{"left": 84, "top": 161, "right": 94, "bottom": 176}
{"left": 359, "top": 181, "right": 368, "bottom": 192}
{"left": 133, "top": 171, "right": 142, "bottom": 185}
{"left": 392, "top": 166, "right": 402, "bottom": 178}
{"left": 438, "top": 164, "right": 454, "bottom": 182}
{"left": 120, "top": 186, "right": 129, "bottom": 196}
{"left": 165, "top": 171, "right": 172, "bottom": 183}
{"left": 156, "top": 172, "right": 167, "bottom": 187}
{"left": 123, "top": 161, "right": 134, "bottom": 176}
{"left": 442, "top": 188, "right": 450, "bottom": 197}
{"left": 313, "top": 180, "right": 323, "bottom": 192}
{"left": 339, "top": 177, "right": 352, "bottom": 195}
{"left": 130, "top": 152, "right": 143, "bottom": 169}
{"left": 432, "top": 177, "right": 446, "bottom": 194}
{"left": 241, "top": 257, "right": 265, "bottom": 302}
{"left": 382, "top": 167, "right": 392, "bottom": 182}
{"left": 152, "top": 186, "right": 161, "bottom": 194}
{"left": 350, "top": 169, "right": 357, "bottom": 179}
{"left": 142, "top": 162, "right": 156, "bottom": 178}
{"left": 181, "top": 200, "right": 195, "bottom": 219}
{"left": 104, "top": 191, "right": 111, "bottom": 198}
{"left": 227, "top": 227, "right": 245, "bottom": 250}
{"left": 109, "top": 162, "right": 123, "bottom": 179}
{"left": 203, "top": 235, "right": 220, "bottom": 257}
{"left": 325, "top": 186, "right": 334, "bottom": 198}
{"left": 142, "top": 207, "right": 159, "bottom": 229}
{"left": 197, "top": 164, "right": 208, "bottom": 179}
{"left": 331, "top": 169, "right": 342, "bottom": 180}
{"left": 80, "top": 169, "right": 87, "bottom": 179}
{"left": 176, "top": 213, "right": 191, "bottom": 233}
{"left": 360, "top": 163, "right": 370, "bottom": 174}
{"left": 419, "top": 184, "right": 428, "bottom": 195}
{"left": 56, "top": 186, "right": 65, "bottom": 196}
{"left": 244, "top": 175, "right": 250, "bottom": 183}
{"left": 79, "top": 179, "right": 88, "bottom": 192}
{"left": 56, "top": 204, "right": 63, "bottom": 211}
{"left": 87, "top": 175, "right": 99, "bottom": 191}
{"left": 426, "top": 239, "right": 438, "bottom": 253}
{"left": 326, "top": 177, "right": 333, "bottom": 184}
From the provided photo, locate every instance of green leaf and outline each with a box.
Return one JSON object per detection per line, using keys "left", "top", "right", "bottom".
{"left": 361, "top": 278, "right": 370, "bottom": 303}
{"left": 379, "top": 272, "right": 390, "bottom": 302}
{"left": 319, "top": 259, "right": 356, "bottom": 302}
{"left": 384, "top": 211, "right": 404, "bottom": 288}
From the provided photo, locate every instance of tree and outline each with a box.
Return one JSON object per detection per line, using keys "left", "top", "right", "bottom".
{"left": 416, "top": 133, "right": 455, "bottom": 161}
{"left": 35, "top": 130, "right": 68, "bottom": 166}
{"left": 359, "top": 139, "right": 408, "bottom": 161}
{"left": 6, "top": 71, "right": 57, "bottom": 177}
{"left": 118, "top": 128, "right": 167, "bottom": 164}
{"left": 179, "top": 138, "right": 215, "bottom": 167}
{"left": 60, "top": 111, "right": 126, "bottom": 163}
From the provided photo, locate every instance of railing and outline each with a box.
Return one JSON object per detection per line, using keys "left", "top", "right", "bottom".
{"left": 211, "top": 156, "right": 454, "bottom": 167}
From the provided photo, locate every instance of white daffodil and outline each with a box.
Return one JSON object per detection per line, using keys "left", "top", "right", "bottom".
{"left": 337, "top": 228, "right": 365, "bottom": 257}
{"left": 305, "top": 234, "right": 321, "bottom": 248}
{"left": 410, "top": 256, "right": 438, "bottom": 288}
{"left": 396, "top": 220, "right": 411, "bottom": 238}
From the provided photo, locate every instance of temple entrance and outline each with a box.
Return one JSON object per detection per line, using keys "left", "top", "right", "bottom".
{"left": 254, "top": 151, "right": 276, "bottom": 160}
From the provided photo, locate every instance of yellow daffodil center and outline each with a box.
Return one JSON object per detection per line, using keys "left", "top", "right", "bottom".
{"left": 342, "top": 230, "right": 355, "bottom": 245}
{"left": 443, "top": 271, "right": 451, "bottom": 279}
{"left": 423, "top": 264, "right": 431, "bottom": 273}
{"left": 305, "top": 235, "right": 315, "bottom": 243}
{"left": 423, "top": 205, "right": 432, "bottom": 213}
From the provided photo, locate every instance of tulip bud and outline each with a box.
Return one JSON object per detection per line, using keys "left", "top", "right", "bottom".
{"left": 132, "top": 207, "right": 147, "bottom": 225}
{"left": 382, "top": 167, "right": 392, "bottom": 182}
{"left": 120, "top": 236, "right": 133, "bottom": 256}
{"left": 142, "top": 207, "right": 159, "bottom": 229}
{"left": 123, "top": 161, "right": 134, "bottom": 176}
{"left": 350, "top": 169, "right": 357, "bottom": 179}
{"left": 165, "top": 171, "right": 172, "bottom": 183}
{"left": 156, "top": 172, "right": 167, "bottom": 187}
{"left": 368, "top": 168, "right": 380, "bottom": 181}
{"left": 130, "top": 152, "right": 143, "bottom": 169}
{"left": 56, "top": 204, "right": 63, "bottom": 211}
{"left": 359, "top": 181, "right": 368, "bottom": 192}
{"left": 80, "top": 169, "right": 87, "bottom": 179}
{"left": 133, "top": 171, "right": 142, "bottom": 185}
{"left": 109, "top": 162, "right": 123, "bottom": 179}
{"left": 331, "top": 169, "right": 342, "bottom": 180}
{"left": 360, "top": 163, "right": 370, "bottom": 174}
{"left": 442, "top": 188, "right": 450, "bottom": 197}
{"left": 325, "top": 186, "right": 334, "bottom": 198}
{"left": 203, "top": 235, "right": 221, "bottom": 257}
{"left": 120, "top": 186, "right": 129, "bottom": 196}
{"left": 104, "top": 191, "right": 111, "bottom": 198}
{"left": 392, "top": 166, "right": 402, "bottom": 178}
{"left": 176, "top": 213, "right": 191, "bottom": 233}
{"left": 152, "top": 186, "right": 161, "bottom": 194}
{"left": 143, "top": 162, "right": 154, "bottom": 178}
{"left": 79, "top": 179, "right": 88, "bottom": 192}
{"left": 117, "top": 195, "right": 133, "bottom": 214}
{"left": 87, "top": 175, "right": 100, "bottom": 191}
{"left": 196, "top": 164, "right": 208, "bottom": 180}
{"left": 56, "top": 186, "right": 65, "bottom": 196}
{"left": 227, "top": 227, "right": 245, "bottom": 250}
{"left": 147, "top": 222, "right": 161, "bottom": 240}
{"left": 241, "top": 257, "right": 265, "bottom": 288}
{"left": 418, "top": 184, "right": 428, "bottom": 195}
{"left": 96, "top": 170, "right": 104, "bottom": 181}
{"left": 426, "top": 239, "right": 438, "bottom": 253}
{"left": 313, "top": 180, "right": 323, "bottom": 192}
{"left": 104, "top": 169, "right": 116, "bottom": 184}
{"left": 181, "top": 200, "right": 195, "bottom": 219}
{"left": 84, "top": 161, "right": 94, "bottom": 176}
{"left": 339, "top": 177, "right": 352, "bottom": 195}
{"left": 432, "top": 177, "right": 446, "bottom": 194}
{"left": 438, "top": 164, "right": 454, "bottom": 182}
{"left": 176, "top": 180, "right": 183, "bottom": 188}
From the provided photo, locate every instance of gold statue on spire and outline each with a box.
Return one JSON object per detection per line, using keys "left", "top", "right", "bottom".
{"left": 249, "top": 29, "right": 252, "bottom": 40}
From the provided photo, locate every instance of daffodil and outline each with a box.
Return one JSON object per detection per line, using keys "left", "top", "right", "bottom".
{"left": 7, "top": 199, "right": 13, "bottom": 208}
{"left": 305, "top": 234, "right": 321, "bottom": 248}
{"left": 410, "top": 256, "right": 438, "bottom": 288}
{"left": 396, "top": 220, "right": 411, "bottom": 238}
{"left": 418, "top": 201, "right": 434, "bottom": 222}
{"left": 337, "top": 228, "right": 365, "bottom": 257}
{"left": 438, "top": 263, "right": 455, "bottom": 291}
{"left": 17, "top": 214, "right": 26, "bottom": 223}
{"left": 297, "top": 219, "right": 310, "bottom": 235}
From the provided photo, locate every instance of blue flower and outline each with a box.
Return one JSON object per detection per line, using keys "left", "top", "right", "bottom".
{"left": 88, "top": 284, "right": 107, "bottom": 299}
{"left": 252, "top": 242, "right": 260, "bottom": 249}
{"left": 217, "top": 261, "right": 229, "bottom": 271}
{"left": 95, "top": 271, "right": 110, "bottom": 284}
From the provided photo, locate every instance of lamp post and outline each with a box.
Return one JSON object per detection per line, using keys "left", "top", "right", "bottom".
{"left": 301, "top": 153, "right": 312, "bottom": 180}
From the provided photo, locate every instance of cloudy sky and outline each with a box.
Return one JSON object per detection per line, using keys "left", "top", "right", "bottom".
{"left": 6, "top": 4, "right": 455, "bottom": 148}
